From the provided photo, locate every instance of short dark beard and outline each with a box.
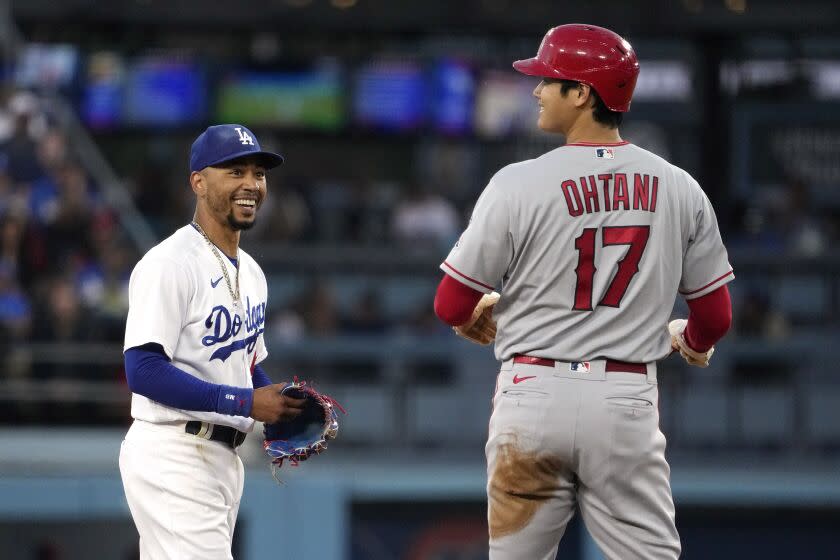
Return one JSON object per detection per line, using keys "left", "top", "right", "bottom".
{"left": 227, "top": 212, "right": 255, "bottom": 231}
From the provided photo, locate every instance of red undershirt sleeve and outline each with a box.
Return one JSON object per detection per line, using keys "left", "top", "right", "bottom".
{"left": 434, "top": 273, "right": 484, "bottom": 327}
{"left": 436, "top": 275, "right": 732, "bottom": 350}
{"left": 683, "top": 284, "right": 733, "bottom": 352}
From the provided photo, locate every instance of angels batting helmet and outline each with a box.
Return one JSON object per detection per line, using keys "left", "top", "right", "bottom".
{"left": 513, "top": 24, "right": 640, "bottom": 112}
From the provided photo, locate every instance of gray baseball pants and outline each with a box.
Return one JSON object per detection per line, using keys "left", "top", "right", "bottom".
{"left": 486, "top": 358, "right": 680, "bottom": 560}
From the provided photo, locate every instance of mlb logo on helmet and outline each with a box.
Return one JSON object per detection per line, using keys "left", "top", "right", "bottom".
{"left": 570, "top": 361, "right": 591, "bottom": 373}
{"left": 596, "top": 148, "right": 614, "bottom": 159}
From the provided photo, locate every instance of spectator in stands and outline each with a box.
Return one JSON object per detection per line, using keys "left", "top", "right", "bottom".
{"left": 28, "top": 166, "right": 61, "bottom": 226}
{"left": 27, "top": 128, "right": 72, "bottom": 225}
{"left": 43, "top": 163, "right": 96, "bottom": 268}
{"left": 0, "top": 90, "right": 127, "bottom": 422}
{"left": 0, "top": 261, "right": 31, "bottom": 343}
{"left": 346, "top": 179, "right": 383, "bottom": 243}
{"left": 358, "top": 179, "right": 401, "bottom": 244}
{"left": 0, "top": 212, "right": 34, "bottom": 400}
{"left": 374, "top": 285, "right": 452, "bottom": 338}
{"left": 341, "top": 288, "right": 390, "bottom": 334}
{"left": 0, "top": 168, "right": 23, "bottom": 217}
{"left": 398, "top": 296, "right": 453, "bottom": 337}
{"left": 779, "top": 178, "right": 830, "bottom": 256}
{"left": 30, "top": 276, "right": 91, "bottom": 378}
{"left": 251, "top": 179, "right": 313, "bottom": 243}
{"left": 299, "top": 281, "right": 340, "bottom": 336}
{"left": 269, "top": 305, "right": 306, "bottom": 343}
{"left": 734, "top": 287, "right": 789, "bottom": 339}
{"left": 311, "top": 178, "right": 355, "bottom": 241}
{"left": 129, "top": 160, "right": 194, "bottom": 237}
{"left": 0, "top": 91, "right": 47, "bottom": 183}
{"left": 89, "top": 241, "right": 132, "bottom": 342}
{"left": 309, "top": 176, "right": 396, "bottom": 243}
{"left": 731, "top": 177, "right": 837, "bottom": 256}
{"left": 727, "top": 199, "right": 785, "bottom": 253}
{"left": 1, "top": 208, "right": 24, "bottom": 271}
{"left": 36, "top": 128, "right": 70, "bottom": 172}
{"left": 266, "top": 283, "right": 338, "bottom": 342}
{"left": 392, "top": 181, "right": 460, "bottom": 249}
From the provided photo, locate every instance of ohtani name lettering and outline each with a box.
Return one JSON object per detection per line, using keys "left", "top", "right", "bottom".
{"left": 561, "top": 173, "right": 659, "bottom": 217}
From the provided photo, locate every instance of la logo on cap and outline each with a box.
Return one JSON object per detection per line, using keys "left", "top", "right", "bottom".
{"left": 189, "top": 124, "right": 284, "bottom": 172}
{"left": 234, "top": 127, "right": 254, "bottom": 146}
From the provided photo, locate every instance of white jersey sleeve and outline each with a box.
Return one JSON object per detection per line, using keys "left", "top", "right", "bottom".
{"left": 124, "top": 255, "right": 193, "bottom": 358}
{"left": 679, "top": 182, "right": 734, "bottom": 299}
{"left": 441, "top": 174, "right": 513, "bottom": 293}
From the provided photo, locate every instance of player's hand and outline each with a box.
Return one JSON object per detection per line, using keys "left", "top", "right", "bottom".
{"left": 251, "top": 383, "right": 307, "bottom": 424}
{"left": 454, "top": 291, "right": 500, "bottom": 345}
{"left": 668, "top": 319, "right": 714, "bottom": 367}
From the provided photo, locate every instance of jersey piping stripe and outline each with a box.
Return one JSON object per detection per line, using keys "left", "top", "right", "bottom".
{"left": 564, "top": 141, "right": 630, "bottom": 147}
{"left": 442, "top": 261, "right": 494, "bottom": 291}
{"left": 679, "top": 270, "right": 734, "bottom": 295}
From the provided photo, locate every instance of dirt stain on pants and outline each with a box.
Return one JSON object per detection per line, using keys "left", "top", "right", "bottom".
{"left": 488, "top": 441, "right": 565, "bottom": 539}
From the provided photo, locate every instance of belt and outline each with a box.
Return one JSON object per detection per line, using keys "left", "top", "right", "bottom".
{"left": 185, "top": 421, "right": 247, "bottom": 449}
{"left": 513, "top": 354, "right": 647, "bottom": 375}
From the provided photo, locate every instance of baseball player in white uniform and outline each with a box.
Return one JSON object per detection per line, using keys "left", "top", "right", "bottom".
{"left": 434, "top": 25, "right": 734, "bottom": 559}
{"left": 119, "top": 124, "right": 307, "bottom": 559}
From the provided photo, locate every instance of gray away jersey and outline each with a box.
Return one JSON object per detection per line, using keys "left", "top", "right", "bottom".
{"left": 442, "top": 141, "right": 733, "bottom": 363}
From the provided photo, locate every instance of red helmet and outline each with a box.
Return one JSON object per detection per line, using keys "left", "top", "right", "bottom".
{"left": 513, "top": 24, "right": 640, "bottom": 112}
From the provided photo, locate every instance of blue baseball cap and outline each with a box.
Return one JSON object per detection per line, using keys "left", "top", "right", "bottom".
{"left": 189, "top": 124, "right": 284, "bottom": 172}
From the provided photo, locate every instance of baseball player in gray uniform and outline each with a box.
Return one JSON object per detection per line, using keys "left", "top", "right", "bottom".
{"left": 434, "top": 25, "right": 734, "bottom": 559}
{"left": 120, "top": 124, "right": 307, "bottom": 559}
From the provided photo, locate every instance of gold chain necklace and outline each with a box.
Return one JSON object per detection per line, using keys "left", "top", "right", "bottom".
{"left": 191, "top": 221, "right": 241, "bottom": 307}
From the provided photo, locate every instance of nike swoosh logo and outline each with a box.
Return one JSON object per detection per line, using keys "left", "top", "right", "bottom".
{"left": 512, "top": 375, "right": 536, "bottom": 384}
{"left": 211, "top": 276, "right": 223, "bottom": 288}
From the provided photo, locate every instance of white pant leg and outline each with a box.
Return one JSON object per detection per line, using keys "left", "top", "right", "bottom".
{"left": 227, "top": 453, "right": 245, "bottom": 547}
{"left": 120, "top": 421, "right": 245, "bottom": 560}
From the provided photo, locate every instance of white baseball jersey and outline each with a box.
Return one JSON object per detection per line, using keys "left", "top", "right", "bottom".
{"left": 442, "top": 141, "right": 733, "bottom": 363}
{"left": 124, "top": 225, "right": 268, "bottom": 432}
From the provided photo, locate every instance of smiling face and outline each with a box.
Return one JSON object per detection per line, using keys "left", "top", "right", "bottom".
{"left": 193, "top": 156, "right": 267, "bottom": 231}
{"left": 532, "top": 78, "right": 592, "bottom": 134}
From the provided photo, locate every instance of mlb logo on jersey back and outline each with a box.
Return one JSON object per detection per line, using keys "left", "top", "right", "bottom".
{"left": 596, "top": 148, "right": 614, "bottom": 159}
{"left": 570, "top": 361, "right": 591, "bottom": 373}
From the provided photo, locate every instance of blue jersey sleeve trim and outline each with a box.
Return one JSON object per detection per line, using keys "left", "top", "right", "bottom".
{"left": 124, "top": 344, "right": 253, "bottom": 417}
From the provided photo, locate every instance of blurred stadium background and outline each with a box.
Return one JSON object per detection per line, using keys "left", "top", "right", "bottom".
{"left": 1, "top": 0, "right": 839, "bottom": 558}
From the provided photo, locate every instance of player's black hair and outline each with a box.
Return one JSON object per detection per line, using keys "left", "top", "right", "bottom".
{"left": 551, "top": 79, "right": 623, "bottom": 129}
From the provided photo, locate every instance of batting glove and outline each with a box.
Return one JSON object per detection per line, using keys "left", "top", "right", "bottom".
{"left": 453, "top": 291, "right": 500, "bottom": 346}
{"left": 668, "top": 319, "right": 714, "bottom": 368}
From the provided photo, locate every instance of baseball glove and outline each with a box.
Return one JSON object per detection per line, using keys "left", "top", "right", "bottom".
{"left": 263, "top": 379, "right": 345, "bottom": 469}
{"left": 453, "top": 291, "right": 500, "bottom": 345}
{"left": 668, "top": 319, "right": 714, "bottom": 367}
